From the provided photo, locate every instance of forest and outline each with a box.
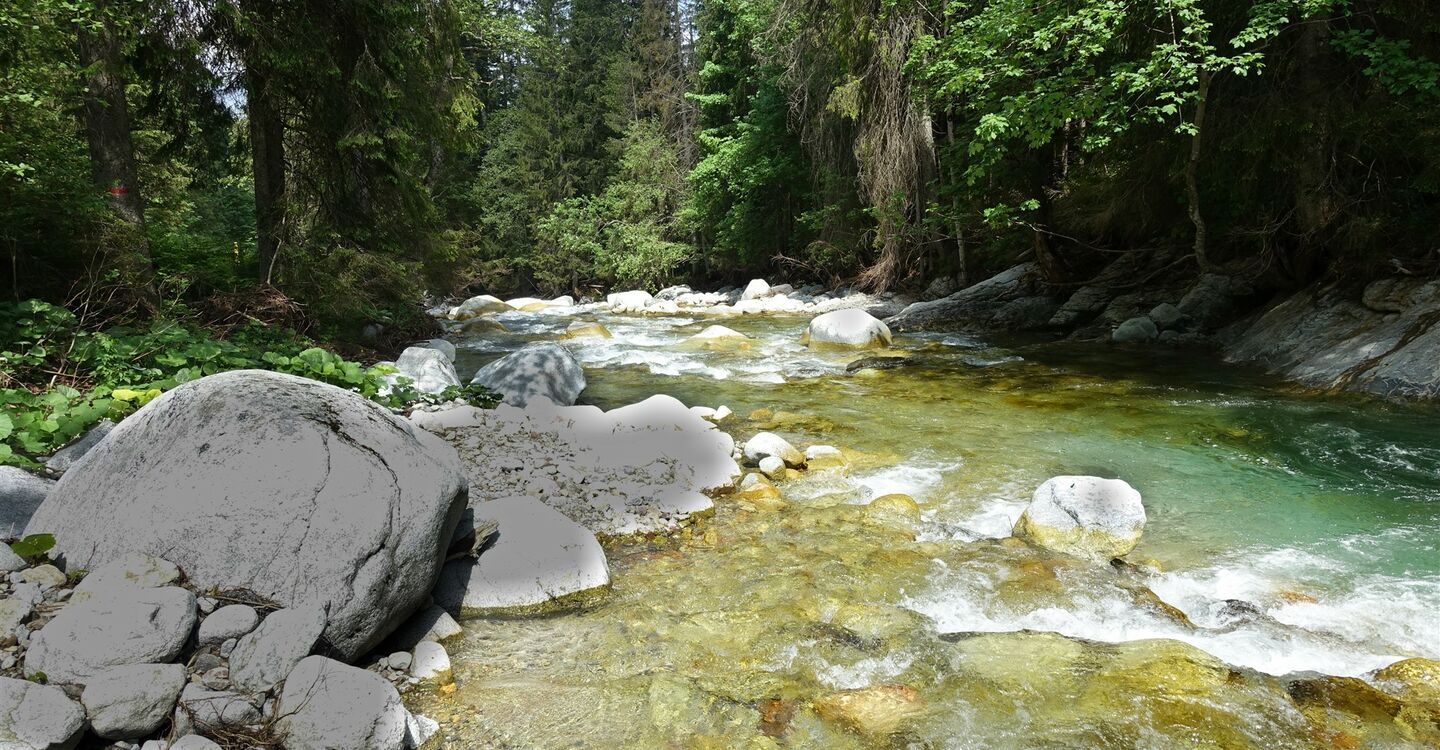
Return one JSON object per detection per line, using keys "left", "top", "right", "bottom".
{"left": 4, "top": 0, "right": 1438, "bottom": 327}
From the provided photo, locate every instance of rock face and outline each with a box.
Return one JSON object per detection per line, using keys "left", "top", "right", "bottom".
{"left": 1013, "top": 476, "right": 1146, "bottom": 560}
{"left": 1224, "top": 279, "right": 1440, "bottom": 399}
{"left": 448, "top": 294, "right": 512, "bottom": 320}
{"left": 803, "top": 309, "right": 893, "bottom": 349}
{"left": 25, "top": 587, "right": 196, "bottom": 684}
{"left": 278, "top": 656, "right": 408, "bottom": 750}
{"left": 0, "top": 467, "right": 52, "bottom": 538}
{"left": 24, "top": 370, "right": 469, "bottom": 662}
{"left": 43, "top": 420, "right": 114, "bottom": 474}
{"left": 435, "top": 496, "right": 609, "bottom": 614}
{"left": 390, "top": 346, "right": 462, "bottom": 394}
{"left": 470, "top": 342, "right": 587, "bottom": 407}
{"left": 0, "top": 676, "right": 86, "bottom": 750}
{"left": 887, "top": 263, "right": 1045, "bottom": 331}
{"left": 80, "top": 663, "right": 186, "bottom": 739}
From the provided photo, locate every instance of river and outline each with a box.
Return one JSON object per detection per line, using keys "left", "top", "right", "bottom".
{"left": 414, "top": 303, "right": 1440, "bottom": 748}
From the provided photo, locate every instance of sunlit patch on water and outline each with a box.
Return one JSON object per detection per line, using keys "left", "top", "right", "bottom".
{"left": 424, "top": 306, "right": 1440, "bottom": 748}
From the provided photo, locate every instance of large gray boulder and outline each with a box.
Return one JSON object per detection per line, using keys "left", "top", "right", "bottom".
{"left": 80, "top": 663, "right": 186, "bottom": 739}
{"left": 1112, "top": 316, "right": 1159, "bottom": 343}
{"left": 434, "top": 496, "right": 609, "bottom": 614}
{"left": 887, "top": 263, "right": 1045, "bottom": 332}
{"left": 0, "top": 676, "right": 85, "bottom": 750}
{"left": 0, "top": 467, "right": 52, "bottom": 538}
{"left": 24, "top": 370, "right": 469, "bottom": 661}
{"left": 470, "top": 342, "right": 586, "bottom": 407}
{"left": 802, "top": 309, "right": 893, "bottom": 349}
{"left": 277, "top": 656, "right": 408, "bottom": 750}
{"left": 1013, "top": 476, "right": 1146, "bottom": 560}
{"left": 25, "top": 587, "right": 196, "bottom": 684}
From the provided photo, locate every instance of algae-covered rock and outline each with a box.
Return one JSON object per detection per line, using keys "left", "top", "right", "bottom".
{"left": 864, "top": 494, "right": 920, "bottom": 526}
{"left": 1013, "top": 475, "right": 1146, "bottom": 560}
{"left": 563, "top": 321, "right": 612, "bottom": 339}
{"left": 812, "top": 684, "right": 924, "bottom": 736}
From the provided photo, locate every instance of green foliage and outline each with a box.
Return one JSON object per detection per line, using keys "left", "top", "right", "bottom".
{"left": 8, "top": 533, "right": 55, "bottom": 560}
{"left": 0, "top": 300, "right": 495, "bottom": 467}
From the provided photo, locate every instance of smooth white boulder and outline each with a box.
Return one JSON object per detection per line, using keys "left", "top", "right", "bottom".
{"left": 25, "top": 370, "right": 469, "bottom": 662}
{"left": 471, "top": 342, "right": 587, "bottom": 407}
{"left": 197, "top": 604, "right": 261, "bottom": 647}
{"left": 741, "top": 279, "right": 771, "bottom": 300}
{"left": 409, "top": 641, "right": 452, "bottom": 684}
{"left": 607, "top": 290, "right": 654, "bottom": 311}
{"left": 743, "top": 432, "right": 804, "bottom": 468}
{"left": 0, "top": 676, "right": 85, "bottom": 750}
{"left": 1013, "top": 476, "right": 1146, "bottom": 560}
{"left": 25, "top": 587, "right": 196, "bottom": 685}
{"left": 758, "top": 455, "right": 787, "bottom": 480}
{"left": 448, "top": 294, "right": 512, "bottom": 320}
{"left": 434, "top": 496, "right": 609, "bottom": 614}
{"left": 80, "top": 663, "right": 186, "bottom": 739}
{"left": 278, "top": 656, "right": 407, "bottom": 750}
{"left": 392, "top": 346, "right": 462, "bottom": 395}
{"left": 803, "top": 309, "right": 892, "bottom": 349}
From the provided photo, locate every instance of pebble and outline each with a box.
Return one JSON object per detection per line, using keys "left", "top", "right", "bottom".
{"left": 201, "top": 667, "right": 231, "bottom": 691}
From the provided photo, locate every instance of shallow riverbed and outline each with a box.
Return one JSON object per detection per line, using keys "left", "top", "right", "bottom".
{"left": 418, "top": 306, "right": 1440, "bottom": 748}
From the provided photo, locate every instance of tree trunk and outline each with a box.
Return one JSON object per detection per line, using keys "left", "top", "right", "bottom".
{"left": 246, "top": 64, "right": 285, "bottom": 285}
{"left": 1291, "top": 18, "right": 1333, "bottom": 281}
{"left": 76, "top": 1, "right": 155, "bottom": 297}
{"left": 1186, "top": 69, "right": 1213, "bottom": 272}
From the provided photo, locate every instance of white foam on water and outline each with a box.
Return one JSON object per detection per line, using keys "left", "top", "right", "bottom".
{"left": 854, "top": 460, "right": 962, "bottom": 504}
{"left": 815, "top": 653, "right": 916, "bottom": 690}
{"left": 907, "top": 539, "right": 1437, "bottom": 677}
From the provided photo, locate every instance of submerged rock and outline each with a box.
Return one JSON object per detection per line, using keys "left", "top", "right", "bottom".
{"left": 470, "top": 342, "right": 587, "bottom": 407}
{"left": 1013, "top": 476, "right": 1146, "bottom": 560}
{"left": 563, "top": 321, "right": 612, "bottom": 339}
{"left": 844, "top": 356, "right": 911, "bottom": 374}
{"left": 434, "top": 496, "right": 609, "bottom": 614}
{"left": 803, "top": 309, "right": 893, "bottom": 349}
{"left": 683, "top": 325, "right": 751, "bottom": 348}
{"left": 812, "top": 684, "right": 924, "bottom": 736}
{"left": 25, "top": 370, "right": 469, "bottom": 662}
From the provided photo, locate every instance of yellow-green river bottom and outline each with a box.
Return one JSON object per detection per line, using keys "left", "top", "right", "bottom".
{"left": 413, "top": 307, "right": 1440, "bottom": 749}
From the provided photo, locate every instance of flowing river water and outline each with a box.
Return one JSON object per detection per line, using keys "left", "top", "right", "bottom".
{"left": 413, "top": 305, "right": 1440, "bottom": 749}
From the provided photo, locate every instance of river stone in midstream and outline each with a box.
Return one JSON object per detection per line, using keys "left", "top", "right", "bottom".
{"left": 421, "top": 304, "right": 1440, "bottom": 748}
